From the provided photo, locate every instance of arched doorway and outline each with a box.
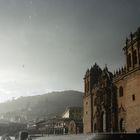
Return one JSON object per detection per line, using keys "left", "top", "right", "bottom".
{"left": 120, "top": 118, "right": 124, "bottom": 132}
{"left": 100, "top": 112, "right": 106, "bottom": 132}
{"left": 94, "top": 123, "right": 96, "bottom": 132}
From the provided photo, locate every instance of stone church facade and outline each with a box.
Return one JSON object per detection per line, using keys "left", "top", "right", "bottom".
{"left": 83, "top": 27, "right": 140, "bottom": 133}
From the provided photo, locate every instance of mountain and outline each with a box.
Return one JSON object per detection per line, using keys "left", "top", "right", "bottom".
{"left": 0, "top": 90, "right": 83, "bottom": 121}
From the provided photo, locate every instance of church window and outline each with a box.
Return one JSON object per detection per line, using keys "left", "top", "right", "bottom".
{"left": 85, "top": 80, "right": 86, "bottom": 93}
{"left": 100, "top": 112, "right": 106, "bottom": 132}
{"left": 87, "top": 80, "right": 89, "bottom": 92}
{"left": 132, "top": 94, "right": 135, "bottom": 101}
{"left": 127, "top": 53, "right": 132, "bottom": 68}
{"left": 94, "top": 123, "right": 97, "bottom": 131}
{"left": 119, "top": 86, "right": 123, "bottom": 97}
{"left": 100, "top": 95, "right": 103, "bottom": 102}
{"left": 133, "top": 49, "right": 137, "bottom": 65}
{"left": 120, "top": 118, "right": 124, "bottom": 132}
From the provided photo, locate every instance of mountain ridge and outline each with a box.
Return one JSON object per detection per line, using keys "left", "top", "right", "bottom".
{"left": 0, "top": 90, "right": 83, "bottom": 121}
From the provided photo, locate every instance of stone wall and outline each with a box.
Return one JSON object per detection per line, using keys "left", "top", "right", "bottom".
{"left": 114, "top": 69, "right": 140, "bottom": 132}
{"left": 83, "top": 95, "right": 92, "bottom": 133}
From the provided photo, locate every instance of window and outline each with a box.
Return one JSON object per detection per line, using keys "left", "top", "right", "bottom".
{"left": 133, "top": 50, "right": 137, "bottom": 65}
{"left": 119, "top": 86, "right": 123, "bottom": 97}
{"left": 87, "top": 80, "right": 89, "bottom": 92}
{"left": 85, "top": 80, "right": 86, "bottom": 93}
{"left": 86, "top": 111, "right": 88, "bottom": 115}
{"left": 94, "top": 123, "right": 97, "bottom": 131}
{"left": 86, "top": 102, "right": 88, "bottom": 105}
{"left": 132, "top": 94, "right": 135, "bottom": 101}
{"left": 127, "top": 53, "right": 132, "bottom": 68}
{"left": 100, "top": 95, "right": 103, "bottom": 102}
{"left": 120, "top": 118, "right": 124, "bottom": 132}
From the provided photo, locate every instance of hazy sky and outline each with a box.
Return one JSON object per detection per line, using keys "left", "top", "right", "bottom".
{"left": 0, "top": 0, "right": 140, "bottom": 102}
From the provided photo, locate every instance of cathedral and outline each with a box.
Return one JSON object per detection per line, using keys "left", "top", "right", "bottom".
{"left": 83, "top": 27, "right": 140, "bottom": 133}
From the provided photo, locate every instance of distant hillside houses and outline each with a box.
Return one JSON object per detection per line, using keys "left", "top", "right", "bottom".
{"left": 27, "top": 106, "right": 83, "bottom": 135}
{"left": 62, "top": 107, "right": 83, "bottom": 120}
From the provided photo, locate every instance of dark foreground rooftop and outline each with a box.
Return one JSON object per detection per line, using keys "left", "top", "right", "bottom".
{"left": 32, "top": 133, "right": 140, "bottom": 140}
{"left": 89, "top": 133, "right": 140, "bottom": 140}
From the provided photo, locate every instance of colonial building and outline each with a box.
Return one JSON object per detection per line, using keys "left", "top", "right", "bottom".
{"left": 83, "top": 27, "right": 140, "bottom": 133}
{"left": 62, "top": 107, "right": 83, "bottom": 134}
{"left": 62, "top": 107, "right": 83, "bottom": 120}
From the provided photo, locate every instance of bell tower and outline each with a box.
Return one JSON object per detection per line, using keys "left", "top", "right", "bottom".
{"left": 123, "top": 28, "right": 140, "bottom": 71}
{"left": 83, "top": 63, "right": 102, "bottom": 133}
